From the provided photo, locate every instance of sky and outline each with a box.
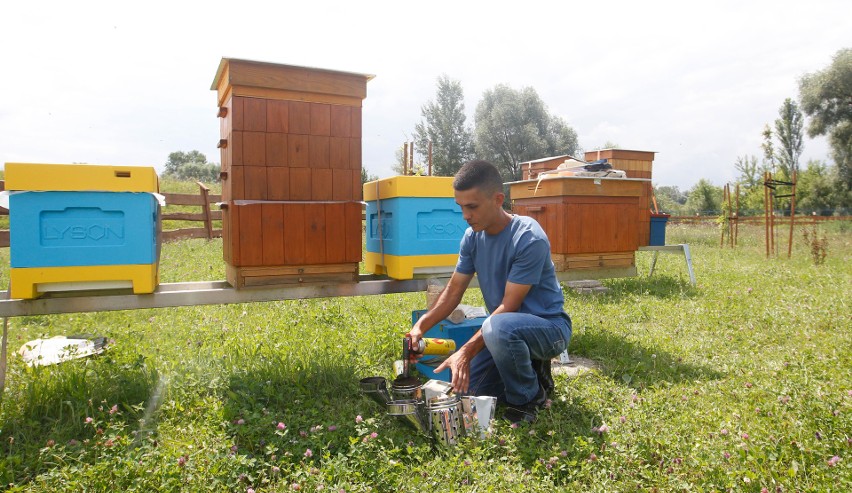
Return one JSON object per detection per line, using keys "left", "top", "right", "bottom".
{"left": 1, "top": 1, "right": 850, "bottom": 191}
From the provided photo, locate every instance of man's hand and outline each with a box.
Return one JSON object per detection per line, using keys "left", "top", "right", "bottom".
{"left": 434, "top": 346, "right": 475, "bottom": 394}
{"left": 406, "top": 325, "right": 424, "bottom": 351}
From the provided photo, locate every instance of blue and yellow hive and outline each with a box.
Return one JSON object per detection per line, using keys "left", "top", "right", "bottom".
{"left": 5, "top": 163, "right": 161, "bottom": 299}
{"left": 363, "top": 176, "right": 468, "bottom": 279}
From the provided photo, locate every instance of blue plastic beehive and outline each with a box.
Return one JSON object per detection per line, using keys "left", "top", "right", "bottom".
{"left": 411, "top": 309, "right": 486, "bottom": 381}
{"left": 10, "top": 191, "right": 161, "bottom": 268}
{"left": 366, "top": 197, "right": 468, "bottom": 256}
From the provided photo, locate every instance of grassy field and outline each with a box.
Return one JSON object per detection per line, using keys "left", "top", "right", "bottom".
{"left": 0, "top": 218, "right": 849, "bottom": 491}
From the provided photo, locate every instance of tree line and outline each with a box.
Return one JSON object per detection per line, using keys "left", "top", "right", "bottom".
{"left": 398, "top": 48, "right": 850, "bottom": 216}
{"left": 164, "top": 48, "right": 850, "bottom": 217}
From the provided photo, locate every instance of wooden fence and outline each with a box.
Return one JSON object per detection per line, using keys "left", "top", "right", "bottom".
{"left": 161, "top": 182, "right": 222, "bottom": 241}
{"left": 668, "top": 215, "right": 851, "bottom": 225}
{"left": 0, "top": 181, "right": 221, "bottom": 247}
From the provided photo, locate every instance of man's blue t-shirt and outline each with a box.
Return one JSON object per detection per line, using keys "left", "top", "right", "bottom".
{"left": 455, "top": 215, "right": 565, "bottom": 317}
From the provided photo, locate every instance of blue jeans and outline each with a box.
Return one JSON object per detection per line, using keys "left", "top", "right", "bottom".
{"left": 467, "top": 312, "right": 572, "bottom": 406}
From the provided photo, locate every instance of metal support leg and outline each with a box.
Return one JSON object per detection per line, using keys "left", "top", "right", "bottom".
{"left": 648, "top": 251, "right": 660, "bottom": 277}
{"left": 681, "top": 244, "right": 696, "bottom": 286}
{"left": 0, "top": 285, "right": 8, "bottom": 395}
{"left": 1, "top": 317, "right": 7, "bottom": 395}
{"left": 639, "top": 244, "right": 697, "bottom": 286}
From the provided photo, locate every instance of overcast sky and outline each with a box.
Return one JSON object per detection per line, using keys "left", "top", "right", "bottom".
{"left": 1, "top": 1, "right": 850, "bottom": 190}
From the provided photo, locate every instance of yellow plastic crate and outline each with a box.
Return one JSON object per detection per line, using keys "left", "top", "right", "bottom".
{"left": 10, "top": 264, "right": 159, "bottom": 299}
{"left": 4, "top": 163, "right": 159, "bottom": 192}
{"left": 365, "top": 251, "right": 459, "bottom": 280}
{"left": 363, "top": 176, "right": 454, "bottom": 201}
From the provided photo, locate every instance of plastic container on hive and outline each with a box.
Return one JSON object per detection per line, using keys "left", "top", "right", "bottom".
{"left": 411, "top": 310, "right": 486, "bottom": 382}
{"left": 364, "top": 176, "right": 468, "bottom": 279}
{"left": 10, "top": 192, "right": 160, "bottom": 268}
{"left": 4, "top": 163, "right": 161, "bottom": 299}
{"left": 649, "top": 213, "right": 670, "bottom": 246}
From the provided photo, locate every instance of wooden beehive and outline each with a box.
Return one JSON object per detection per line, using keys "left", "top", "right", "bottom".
{"left": 584, "top": 149, "right": 656, "bottom": 246}
{"left": 221, "top": 201, "right": 362, "bottom": 287}
{"left": 519, "top": 155, "right": 574, "bottom": 181}
{"left": 510, "top": 176, "right": 650, "bottom": 278}
{"left": 211, "top": 58, "right": 373, "bottom": 286}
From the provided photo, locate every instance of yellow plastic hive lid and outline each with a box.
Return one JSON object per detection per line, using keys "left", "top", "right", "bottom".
{"left": 4, "top": 163, "right": 159, "bottom": 192}
{"left": 363, "top": 175, "right": 454, "bottom": 201}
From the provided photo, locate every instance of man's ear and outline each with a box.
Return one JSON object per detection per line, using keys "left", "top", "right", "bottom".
{"left": 494, "top": 192, "right": 505, "bottom": 207}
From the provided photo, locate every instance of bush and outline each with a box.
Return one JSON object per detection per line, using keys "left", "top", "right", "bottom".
{"left": 165, "top": 162, "right": 219, "bottom": 182}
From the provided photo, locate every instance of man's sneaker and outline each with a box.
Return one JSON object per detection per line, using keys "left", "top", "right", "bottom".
{"left": 502, "top": 383, "right": 547, "bottom": 424}
{"left": 532, "top": 358, "right": 555, "bottom": 395}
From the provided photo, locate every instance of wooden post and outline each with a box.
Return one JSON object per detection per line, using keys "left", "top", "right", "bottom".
{"left": 764, "top": 171, "right": 770, "bottom": 258}
{"left": 720, "top": 184, "right": 727, "bottom": 248}
{"left": 197, "top": 181, "right": 213, "bottom": 240}
{"left": 409, "top": 142, "right": 414, "bottom": 174}
{"left": 403, "top": 142, "right": 409, "bottom": 175}
{"left": 727, "top": 183, "right": 734, "bottom": 248}
{"left": 788, "top": 170, "right": 797, "bottom": 258}
{"left": 769, "top": 173, "right": 776, "bottom": 257}
{"left": 734, "top": 183, "right": 740, "bottom": 247}
{"left": 428, "top": 140, "right": 433, "bottom": 176}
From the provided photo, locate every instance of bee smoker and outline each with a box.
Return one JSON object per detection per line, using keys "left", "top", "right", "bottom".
{"left": 401, "top": 336, "right": 457, "bottom": 378}
{"left": 402, "top": 336, "right": 412, "bottom": 378}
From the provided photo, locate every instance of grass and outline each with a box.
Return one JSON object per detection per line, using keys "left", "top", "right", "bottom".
{"left": 0, "top": 216, "right": 849, "bottom": 491}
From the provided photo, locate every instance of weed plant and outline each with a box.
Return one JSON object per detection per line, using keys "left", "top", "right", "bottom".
{"left": 0, "top": 221, "right": 848, "bottom": 491}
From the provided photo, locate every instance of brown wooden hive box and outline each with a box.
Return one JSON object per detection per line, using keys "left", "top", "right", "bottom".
{"left": 212, "top": 58, "right": 373, "bottom": 286}
{"left": 584, "top": 149, "right": 655, "bottom": 246}
{"left": 520, "top": 155, "right": 574, "bottom": 181}
{"left": 221, "top": 201, "right": 362, "bottom": 286}
{"left": 510, "top": 176, "right": 650, "bottom": 273}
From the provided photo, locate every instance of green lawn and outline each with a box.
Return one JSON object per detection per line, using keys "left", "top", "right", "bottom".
{"left": 0, "top": 220, "right": 849, "bottom": 492}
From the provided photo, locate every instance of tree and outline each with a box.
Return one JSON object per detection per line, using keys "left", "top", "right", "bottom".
{"left": 734, "top": 155, "right": 763, "bottom": 188}
{"left": 773, "top": 98, "right": 804, "bottom": 178}
{"left": 474, "top": 85, "right": 579, "bottom": 182}
{"left": 653, "top": 185, "right": 687, "bottom": 215}
{"left": 164, "top": 150, "right": 219, "bottom": 182}
{"left": 799, "top": 48, "right": 852, "bottom": 194}
{"left": 796, "top": 160, "right": 837, "bottom": 215}
{"left": 761, "top": 124, "right": 775, "bottom": 173}
{"left": 413, "top": 75, "right": 474, "bottom": 176}
{"left": 684, "top": 179, "right": 722, "bottom": 215}
{"left": 590, "top": 141, "right": 620, "bottom": 151}
{"left": 361, "top": 167, "right": 379, "bottom": 185}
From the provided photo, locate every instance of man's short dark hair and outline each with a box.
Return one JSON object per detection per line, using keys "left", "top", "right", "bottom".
{"left": 453, "top": 160, "right": 504, "bottom": 195}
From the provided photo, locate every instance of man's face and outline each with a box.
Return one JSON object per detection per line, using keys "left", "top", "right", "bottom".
{"left": 454, "top": 187, "right": 504, "bottom": 234}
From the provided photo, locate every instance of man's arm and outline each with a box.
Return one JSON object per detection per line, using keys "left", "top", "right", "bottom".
{"left": 489, "top": 281, "right": 532, "bottom": 315}
{"left": 407, "top": 270, "right": 473, "bottom": 346}
{"left": 433, "top": 281, "right": 532, "bottom": 393}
